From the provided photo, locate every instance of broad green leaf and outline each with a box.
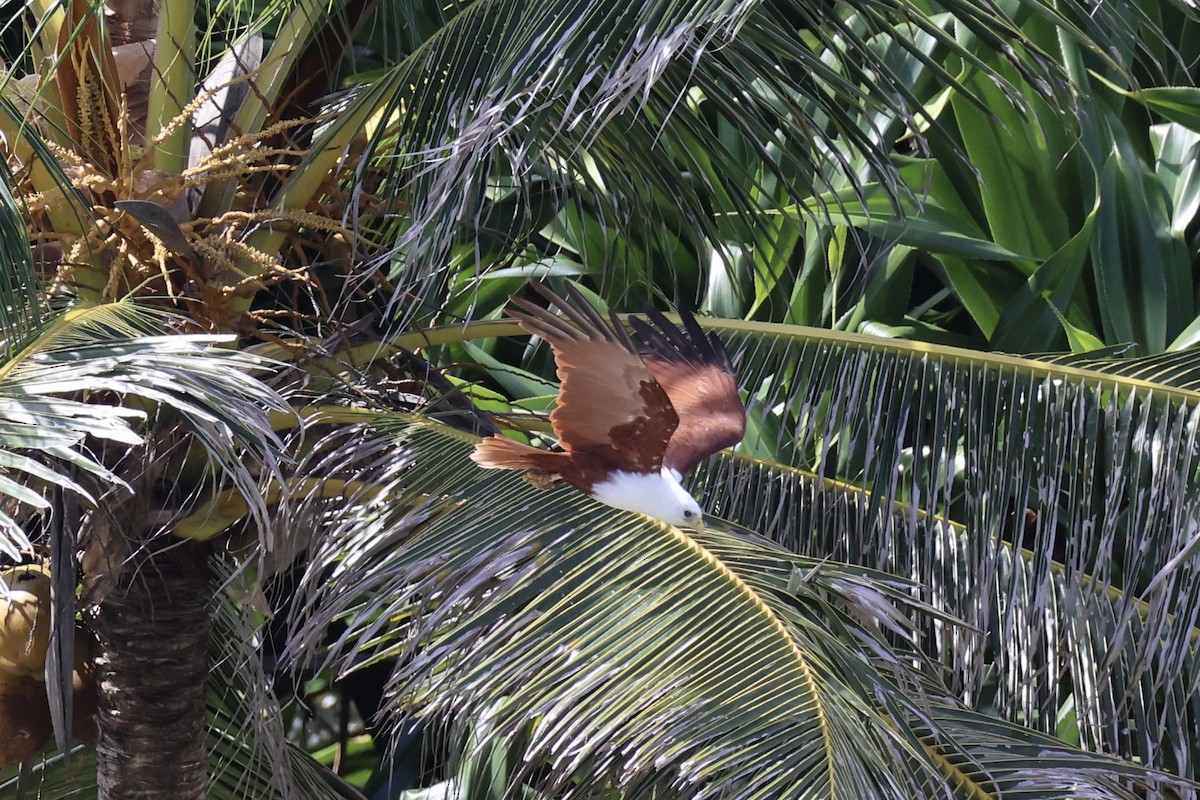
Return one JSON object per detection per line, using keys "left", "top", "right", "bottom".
{"left": 1151, "top": 122, "right": 1200, "bottom": 236}
{"left": 1092, "top": 139, "right": 1193, "bottom": 352}
{"left": 991, "top": 205, "right": 1100, "bottom": 352}
{"left": 930, "top": 253, "right": 1028, "bottom": 338}
{"left": 461, "top": 340, "right": 557, "bottom": 400}
{"left": 1092, "top": 73, "right": 1200, "bottom": 132}
{"left": 951, "top": 62, "right": 1071, "bottom": 258}
{"left": 793, "top": 184, "right": 1035, "bottom": 262}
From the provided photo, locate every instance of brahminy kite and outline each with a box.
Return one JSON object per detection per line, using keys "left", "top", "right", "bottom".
{"left": 471, "top": 282, "right": 746, "bottom": 528}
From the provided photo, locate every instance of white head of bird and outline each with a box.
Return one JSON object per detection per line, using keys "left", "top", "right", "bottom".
{"left": 588, "top": 467, "right": 705, "bottom": 529}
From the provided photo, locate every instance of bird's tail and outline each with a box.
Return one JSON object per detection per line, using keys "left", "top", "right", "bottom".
{"left": 471, "top": 434, "right": 564, "bottom": 473}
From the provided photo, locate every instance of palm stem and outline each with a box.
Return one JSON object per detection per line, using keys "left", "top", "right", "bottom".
{"left": 93, "top": 535, "right": 210, "bottom": 800}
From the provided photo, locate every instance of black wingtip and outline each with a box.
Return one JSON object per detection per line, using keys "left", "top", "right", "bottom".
{"left": 632, "top": 303, "right": 730, "bottom": 369}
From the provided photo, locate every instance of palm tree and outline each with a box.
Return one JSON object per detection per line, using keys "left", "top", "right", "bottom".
{"left": 0, "top": 300, "right": 287, "bottom": 793}
{"left": 3, "top": 0, "right": 1200, "bottom": 797}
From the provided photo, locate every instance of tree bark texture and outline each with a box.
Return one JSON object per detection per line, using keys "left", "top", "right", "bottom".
{"left": 93, "top": 536, "right": 210, "bottom": 800}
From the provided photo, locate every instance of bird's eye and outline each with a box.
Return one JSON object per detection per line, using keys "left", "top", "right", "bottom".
{"left": 683, "top": 510, "right": 694, "bottom": 519}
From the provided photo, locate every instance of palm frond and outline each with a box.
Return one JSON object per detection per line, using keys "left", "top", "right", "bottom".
{"left": 1033, "top": 345, "right": 1200, "bottom": 391}
{"left": 0, "top": 157, "right": 40, "bottom": 346}
{"left": 250, "top": 0, "right": 1149, "bottom": 326}
{"left": 279, "top": 414, "right": 1192, "bottom": 798}
{"left": 0, "top": 301, "right": 289, "bottom": 558}
{"left": 673, "top": 319, "right": 1200, "bottom": 778}
{"left": 352, "top": 313, "right": 1200, "bottom": 782}
{"left": 206, "top": 561, "right": 368, "bottom": 800}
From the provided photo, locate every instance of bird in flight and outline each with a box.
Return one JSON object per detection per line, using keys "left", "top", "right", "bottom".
{"left": 471, "top": 282, "right": 746, "bottom": 529}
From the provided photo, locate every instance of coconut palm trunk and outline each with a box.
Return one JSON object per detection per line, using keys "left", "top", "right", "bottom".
{"left": 90, "top": 520, "right": 210, "bottom": 800}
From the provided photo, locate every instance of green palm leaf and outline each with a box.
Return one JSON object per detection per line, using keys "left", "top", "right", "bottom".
{"left": 281, "top": 415, "right": 1192, "bottom": 798}
{"left": 331, "top": 312, "right": 1200, "bottom": 784}
{"left": 0, "top": 157, "right": 40, "bottom": 344}
{"left": 677, "top": 319, "right": 1200, "bottom": 777}
{"left": 0, "top": 301, "right": 289, "bottom": 558}
{"left": 211, "top": 0, "right": 1155, "bottom": 326}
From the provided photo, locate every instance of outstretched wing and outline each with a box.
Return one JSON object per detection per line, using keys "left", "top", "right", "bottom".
{"left": 507, "top": 283, "right": 678, "bottom": 474}
{"left": 629, "top": 306, "right": 745, "bottom": 475}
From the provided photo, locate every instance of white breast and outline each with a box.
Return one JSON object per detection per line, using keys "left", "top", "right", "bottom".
{"left": 589, "top": 467, "right": 703, "bottom": 527}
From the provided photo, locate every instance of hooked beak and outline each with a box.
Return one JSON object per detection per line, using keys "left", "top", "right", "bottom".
{"left": 691, "top": 515, "right": 706, "bottom": 532}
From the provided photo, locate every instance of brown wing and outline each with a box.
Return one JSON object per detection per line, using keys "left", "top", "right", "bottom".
{"left": 507, "top": 283, "right": 678, "bottom": 474}
{"left": 629, "top": 305, "right": 746, "bottom": 475}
